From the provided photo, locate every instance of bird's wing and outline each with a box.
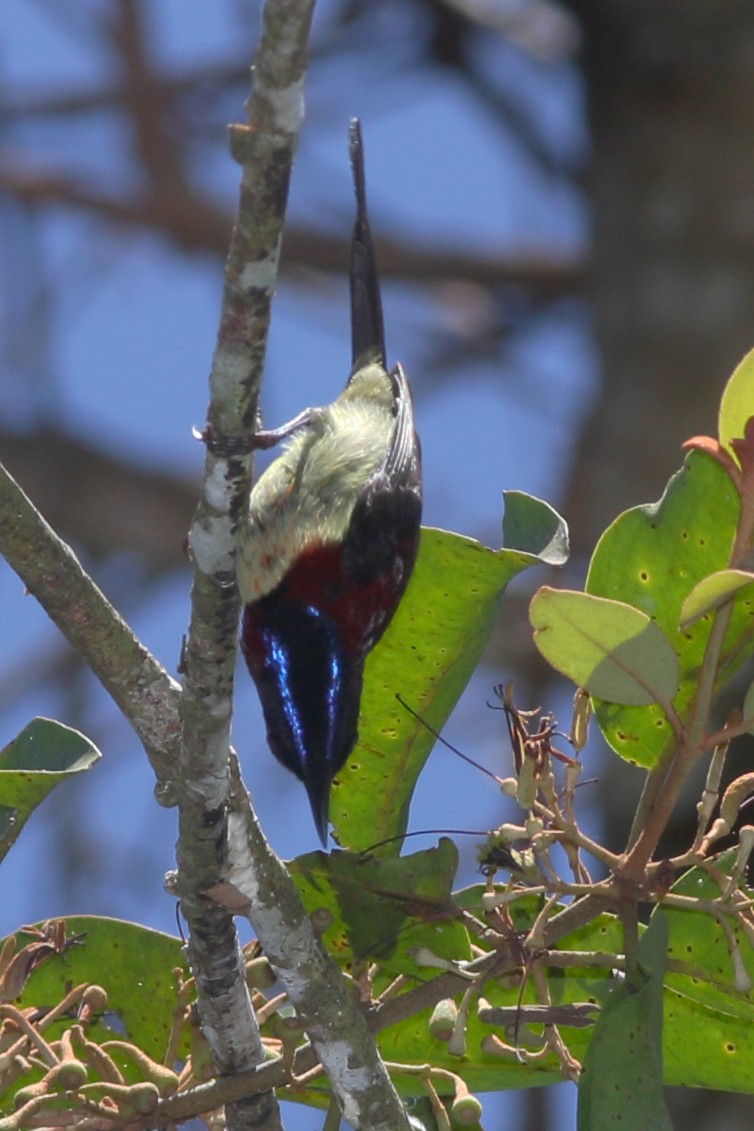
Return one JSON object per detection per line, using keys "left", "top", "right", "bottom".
{"left": 382, "top": 363, "right": 421, "bottom": 490}
{"left": 341, "top": 363, "right": 422, "bottom": 591}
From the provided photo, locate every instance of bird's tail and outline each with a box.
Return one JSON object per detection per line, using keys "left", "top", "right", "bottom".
{"left": 348, "top": 118, "right": 387, "bottom": 374}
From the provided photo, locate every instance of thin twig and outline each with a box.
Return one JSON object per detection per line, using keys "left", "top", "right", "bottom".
{"left": 174, "top": 1, "right": 321, "bottom": 1129}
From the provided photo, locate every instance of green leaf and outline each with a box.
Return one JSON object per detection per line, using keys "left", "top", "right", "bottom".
{"left": 4, "top": 917, "right": 186, "bottom": 1063}
{"left": 637, "top": 853, "right": 754, "bottom": 1090}
{"left": 659, "top": 855, "right": 754, "bottom": 1089}
{"left": 285, "top": 844, "right": 754, "bottom": 1103}
{"left": 679, "top": 569, "right": 754, "bottom": 629}
{"left": 0, "top": 718, "right": 101, "bottom": 863}
{"left": 719, "top": 345, "right": 754, "bottom": 457}
{"left": 368, "top": 888, "right": 621, "bottom": 1098}
{"left": 530, "top": 589, "right": 679, "bottom": 706}
{"left": 501, "top": 490, "right": 569, "bottom": 566}
{"left": 663, "top": 990, "right": 754, "bottom": 1091}
{"left": 376, "top": 889, "right": 566, "bottom": 1096}
{"left": 288, "top": 838, "right": 470, "bottom": 977}
{"left": 586, "top": 451, "right": 747, "bottom": 768}
{"left": 578, "top": 912, "right": 671, "bottom": 1131}
{"left": 331, "top": 495, "right": 568, "bottom": 851}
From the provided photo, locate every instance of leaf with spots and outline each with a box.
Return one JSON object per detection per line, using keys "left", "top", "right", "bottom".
{"left": 577, "top": 912, "right": 671, "bottom": 1131}
{"left": 663, "top": 855, "right": 754, "bottom": 1022}
{"left": 350, "top": 873, "right": 754, "bottom": 1097}
{"left": 372, "top": 888, "right": 618, "bottom": 1097}
{"left": 657, "top": 854, "right": 754, "bottom": 1089}
{"left": 330, "top": 493, "right": 568, "bottom": 851}
{"left": 585, "top": 451, "right": 752, "bottom": 768}
{"left": 663, "top": 990, "right": 754, "bottom": 1090}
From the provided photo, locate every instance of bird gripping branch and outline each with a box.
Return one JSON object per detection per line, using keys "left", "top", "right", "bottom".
{"left": 237, "top": 119, "right": 422, "bottom": 845}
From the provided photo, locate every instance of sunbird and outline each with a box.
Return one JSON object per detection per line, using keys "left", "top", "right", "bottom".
{"left": 237, "top": 119, "right": 422, "bottom": 844}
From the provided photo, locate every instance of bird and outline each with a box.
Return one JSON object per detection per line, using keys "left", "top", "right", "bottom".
{"left": 236, "top": 118, "right": 422, "bottom": 846}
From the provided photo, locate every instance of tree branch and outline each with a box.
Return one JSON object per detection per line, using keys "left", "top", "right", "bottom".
{"left": 219, "top": 762, "right": 411, "bottom": 1130}
{"left": 0, "top": 460, "right": 179, "bottom": 793}
{"left": 0, "top": 165, "right": 583, "bottom": 292}
{"left": 0, "top": 427, "right": 195, "bottom": 573}
{"left": 173, "top": 0, "right": 330, "bottom": 1118}
{"left": 177, "top": 0, "right": 413, "bottom": 1124}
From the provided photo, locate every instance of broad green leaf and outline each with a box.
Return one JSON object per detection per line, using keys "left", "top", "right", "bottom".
{"left": 0, "top": 718, "right": 101, "bottom": 863}
{"left": 332, "top": 495, "right": 568, "bottom": 851}
{"left": 577, "top": 912, "right": 671, "bottom": 1131}
{"left": 663, "top": 990, "right": 754, "bottom": 1091}
{"left": 719, "top": 345, "right": 754, "bottom": 457}
{"left": 679, "top": 569, "right": 754, "bottom": 629}
{"left": 286, "top": 885, "right": 613, "bottom": 1108}
{"left": 369, "top": 889, "right": 620, "bottom": 1097}
{"left": 286, "top": 844, "right": 754, "bottom": 1101}
{"left": 660, "top": 856, "right": 754, "bottom": 1089}
{"left": 288, "top": 839, "right": 470, "bottom": 977}
{"left": 376, "top": 888, "right": 567, "bottom": 1095}
{"left": 4, "top": 917, "right": 186, "bottom": 1063}
{"left": 530, "top": 589, "right": 679, "bottom": 706}
{"left": 374, "top": 872, "right": 754, "bottom": 1097}
{"left": 663, "top": 859, "right": 754, "bottom": 1023}
{"left": 586, "top": 451, "right": 746, "bottom": 768}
